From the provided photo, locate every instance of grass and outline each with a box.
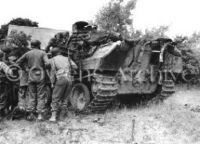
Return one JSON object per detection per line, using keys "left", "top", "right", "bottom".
{"left": 1, "top": 87, "right": 200, "bottom": 144}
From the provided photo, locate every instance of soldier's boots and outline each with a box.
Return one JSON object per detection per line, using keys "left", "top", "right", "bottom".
{"left": 27, "top": 112, "right": 37, "bottom": 121}
{"left": 0, "top": 109, "right": 5, "bottom": 121}
{"left": 59, "top": 109, "right": 67, "bottom": 120}
{"left": 37, "top": 113, "right": 45, "bottom": 121}
{"left": 49, "top": 111, "right": 57, "bottom": 122}
{"left": 18, "top": 106, "right": 26, "bottom": 111}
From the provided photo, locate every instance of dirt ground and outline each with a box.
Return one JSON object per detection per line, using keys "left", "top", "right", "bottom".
{"left": 1, "top": 84, "right": 200, "bottom": 144}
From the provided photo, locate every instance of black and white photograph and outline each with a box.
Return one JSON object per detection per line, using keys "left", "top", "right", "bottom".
{"left": 0, "top": 0, "right": 200, "bottom": 143}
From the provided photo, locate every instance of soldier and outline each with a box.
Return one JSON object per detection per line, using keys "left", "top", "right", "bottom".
{"left": 16, "top": 40, "right": 49, "bottom": 121}
{"left": 48, "top": 47, "right": 77, "bottom": 122}
{"left": 45, "top": 32, "right": 70, "bottom": 53}
{"left": 6, "top": 47, "right": 30, "bottom": 116}
{"left": 16, "top": 57, "right": 29, "bottom": 112}
{"left": 0, "top": 50, "right": 13, "bottom": 120}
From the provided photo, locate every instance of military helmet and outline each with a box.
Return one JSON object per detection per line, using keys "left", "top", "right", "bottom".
{"left": 63, "top": 31, "right": 70, "bottom": 38}
{"left": 50, "top": 47, "right": 62, "bottom": 57}
{"left": 31, "top": 40, "right": 41, "bottom": 48}
{"left": 55, "top": 32, "right": 64, "bottom": 39}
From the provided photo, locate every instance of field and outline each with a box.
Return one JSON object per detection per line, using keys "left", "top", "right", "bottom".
{"left": 1, "top": 84, "right": 200, "bottom": 144}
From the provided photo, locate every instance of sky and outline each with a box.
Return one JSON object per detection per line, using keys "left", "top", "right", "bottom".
{"left": 134, "top": 0, "right": 200, "bottom": 37}
{"left": 0, "top": 0, "right": 200, "bottom": 38}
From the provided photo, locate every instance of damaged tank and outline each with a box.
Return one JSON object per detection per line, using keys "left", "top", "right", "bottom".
{"left": 66, "top": 21, "right": 132, "bottom": 112}
{"left": 65, "top": 21, "right": 182, "bottom": 112}
{"left": 117, "top": 38, "right": 182, "bottom": 101}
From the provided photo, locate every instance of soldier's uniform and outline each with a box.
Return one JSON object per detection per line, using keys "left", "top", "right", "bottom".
{"left": 49, "top": 47, "right": 77, "bottom": 122}
{"left": 0, "top": 51, "right": 13, "bottom": 118}
{"left": 16, "top": 40, "right": 49, "bottom": 120}
{"left": 45, "top": 32, "right": 70, "bottom": 53}
{"left": 17, "top": 69, "right": 28, "bottom": 110}
{"left": 8, "top": 48, "right": 30, "bottom": 113}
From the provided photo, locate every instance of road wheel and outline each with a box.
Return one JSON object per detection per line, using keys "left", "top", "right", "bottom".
{"left": 69, "top": 83, "right": 91, "bottom": 111}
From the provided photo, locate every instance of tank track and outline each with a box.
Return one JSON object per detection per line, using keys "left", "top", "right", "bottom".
{"left": 160, "top": 79, "right": 175, "bottom": 97}
{"left": 154, "top": 79, "right": 175, "bottom": 102}
{"left": 86, "top": 74, "right": 118, "bottom": 112}
{"left": 150, "top": 79, "right": 175, "bottom": 104}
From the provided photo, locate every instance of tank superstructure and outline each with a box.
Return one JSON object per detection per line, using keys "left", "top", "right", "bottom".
{"left": 67, "top": 21, "right": 132, "bottom": 112}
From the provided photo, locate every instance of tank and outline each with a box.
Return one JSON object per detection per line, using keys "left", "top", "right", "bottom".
{"left": 66, "top": 21, "right": 132, "bottom": 112}
{"left": 66, "top": 22, "right": 182, "bottom": 112}
{"left": 117, "top": 38, "right": 182, "bottom": 101}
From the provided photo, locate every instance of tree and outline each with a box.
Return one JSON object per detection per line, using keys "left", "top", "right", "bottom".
{"left": 0, "top": 18, "right": 38, "bottom": 42}
{"left": 174, "top": 32, "right": 200, "bottom": 52}
{"left": 7, "top": 30, "right": 31, "bottom": 49}
{"left": 142, "top": 26, "right": 169, "bottom": 40}
{"left": 174, "top": 33, "right": 200, "bottom": 81}
{"left": 3, "top": 30, "right": 31, "bottom": 57}
{"left": 95, "top": 0, "right": 137, "bottom": 38}
{"left": 128, "top": 25, "right": 169, "bottom": 45}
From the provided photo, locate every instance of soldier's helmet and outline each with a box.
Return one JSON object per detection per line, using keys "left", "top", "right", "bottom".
{"left": 31, "top": 40, "right": 41, "bottom": 48}
{"left": 72, "top": 21, "right": 89, "bottom": 32}
{"left": 55, "top": 32, "right": 64, "bottom": 39}
{"left": 50, "top": 47, "right": 62, "bottom": 57}
{"left": 63, "top": 31, "right": 70, "bottom": 38}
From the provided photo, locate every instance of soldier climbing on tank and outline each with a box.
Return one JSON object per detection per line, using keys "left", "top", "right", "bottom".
{"left": 45, "top": 32, "right": 70, "bottom": 53}
{"left": 48, "top": 47, "right": 77, "bottom": 122}
{"left": 0, "top": 50, "right": 13, "bottom": 120}
{"left": 16, "top": 40, "right": 50, "bottom": 121}
{"left": 69, "top": 21, "right": 123, "bottom": 60}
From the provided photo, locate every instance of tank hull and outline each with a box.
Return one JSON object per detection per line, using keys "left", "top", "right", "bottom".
{"left": 81, "top": 41, "right": 129, "bottom": 71}
{"left": 117, "top": 38, "right": 180, "bottom": 100}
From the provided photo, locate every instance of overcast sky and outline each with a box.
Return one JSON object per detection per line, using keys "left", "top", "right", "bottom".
{"left": 0, "top": 0, "right": 200, "bottom": 38}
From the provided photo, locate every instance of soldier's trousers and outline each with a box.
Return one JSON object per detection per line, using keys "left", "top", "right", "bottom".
{"left": 7, "top": 82, "right": 18, "bottom": 110}
{"left": 0, "top": 82, "right": 7, "bottom": 111}
{"left": 27, "top": 82, "right": 46, "bottom": 113}
{"left": 51, "top": 76, "right": 72, "bottom": 112}
{"left": 18, "top": 86, "right": 28, "bottom": 109}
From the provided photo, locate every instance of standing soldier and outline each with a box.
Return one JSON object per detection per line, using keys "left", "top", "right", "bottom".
{"left": 16, "top": 40, "right": 49, "bottom": 121}
{"left": 48, "top": 47, "right": 77, "bottom": 122}
{"left": 7, "top": 47, "right": 30, "bottom": 116}
{"left": 0, "top": 50, "right": 13, "bottom": 120}
{"left": 16, "top": 60, "right": 29, "bottom": 112}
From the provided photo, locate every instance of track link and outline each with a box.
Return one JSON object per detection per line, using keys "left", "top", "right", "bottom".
{"left": 87, "top": 74, "right": 118, "bottom": 112}
{"left": 155, "top": 79, "right": 175, "bottom": 101}
{"left": 161, "top": 80, "right": 175, "bottom": 97}
{"left": 150, "top": 79, "right": 175, "bottom": 104}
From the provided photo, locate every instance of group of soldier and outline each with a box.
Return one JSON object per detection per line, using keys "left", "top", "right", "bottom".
{"left": 0, "top": 38, "right": 77, "bottom": 122}
{"left": 0, "top": 20, "right": 124, "bottom": 122}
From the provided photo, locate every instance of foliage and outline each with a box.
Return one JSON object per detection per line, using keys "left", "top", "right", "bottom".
{"left": 174, "top": 33, "right": 200, "bottom": 79}
{"left": 3, "top": 30, "right": 31, "bottom": 58}
{"left": 174, "top": 33, "right": 200, "bottom": 52}
{"left": 7, "top": 30, "right": 31, "bottom": 49}
{"left": 129, "top": 26, "right": 169, "bottom": 45}
{"left": 95, "top": 0, "right": 137, "bottom": 38}
{"left": 174, "top": 33, "right": 200, "bottom": 60}
{"left": 0, "top": 18, "right": 38, "bottom": 42}
{"left": 142, "top": 26, "right": 169, "bottom": 40}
